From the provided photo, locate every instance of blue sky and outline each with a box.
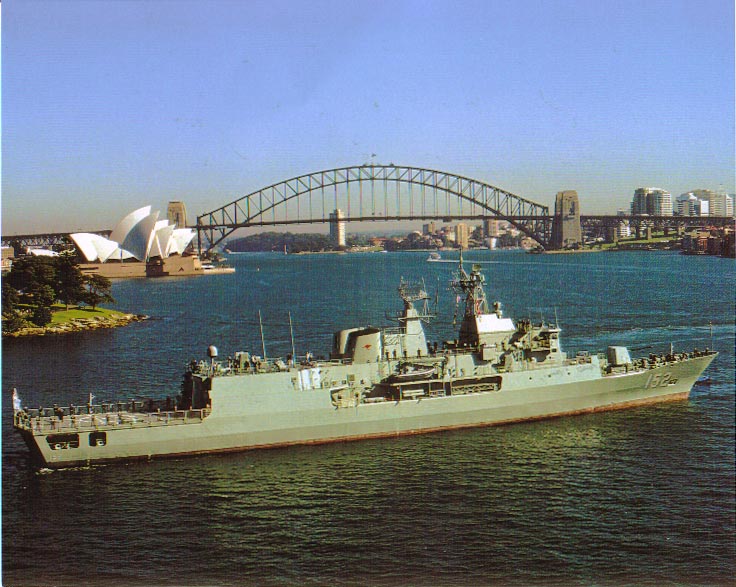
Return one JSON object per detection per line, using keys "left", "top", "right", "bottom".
{"left": 3, "top": 0, "right": 734, "bottom": 234}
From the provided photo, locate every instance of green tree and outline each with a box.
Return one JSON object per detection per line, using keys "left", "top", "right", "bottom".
{"left": 55, "top": 252, "right": 86, "bottom": 309}
{"left": 3, "top": 258, "right": 58, "bottom": 333}
{"left": 2, "top": 312, "right": 29, "bottom": 334}
{"left": 2, "top": 282, "right": 19, "bottom": 314}
{"left": 30, "top": 305, "right": 52, "bottom": 327}
{"left": 28, "top": 284, "right": 56, "bottom": 308}
{"left": 227, "top": 232, "right": 337, "bottom": 253}
{"left": 84, "top": 274, "right": 115, "bottom": 309}
{"left": 1, "top": 282, "right": 26, "bottom": 334}
{"left": 6, "top": 256, "right": 57, "bottom": 304}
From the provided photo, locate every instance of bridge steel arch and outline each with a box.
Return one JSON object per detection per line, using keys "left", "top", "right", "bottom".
{"left": 196, "top": 165, "right": 552, "bottom": 254}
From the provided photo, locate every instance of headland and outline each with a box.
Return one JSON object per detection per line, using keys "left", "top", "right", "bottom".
{"left": 4, "top": 308, "right": 148, "bottom": 338}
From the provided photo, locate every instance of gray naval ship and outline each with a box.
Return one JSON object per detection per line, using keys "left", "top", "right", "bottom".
{"left": 13, "top": 258, "right": 717, "bottom": 469}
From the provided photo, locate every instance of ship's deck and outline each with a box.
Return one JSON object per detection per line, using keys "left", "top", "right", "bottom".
{"left": 13, "top": 407, "right": 210, "bottom": 435}
{"left": 13, "top": 350, "right": 716, "bottom": 437}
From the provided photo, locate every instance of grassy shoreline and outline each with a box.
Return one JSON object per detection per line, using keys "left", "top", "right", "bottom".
{"left": 4, "top": 305, "right": 147, "bottom": 338}
{"left": 49, "top": 305, "right": 126, "bottom": 324}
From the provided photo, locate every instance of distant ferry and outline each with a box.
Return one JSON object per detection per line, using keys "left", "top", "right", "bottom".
{"left": 12, "top": 257, "right": 716, "bottom": 469}
{"left": 201, "top": 261, "right": 235, "bottom": 275}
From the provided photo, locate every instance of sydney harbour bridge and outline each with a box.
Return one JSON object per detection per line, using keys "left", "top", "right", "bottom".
{"left": 3, "top": 164, "right": 732, "bottom": 254}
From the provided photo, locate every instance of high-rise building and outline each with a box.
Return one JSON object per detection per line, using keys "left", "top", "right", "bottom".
{"left": 329, "top": 209, "right": 346, "bottom": 247}
{"left": 651, "top": 190, "right": 673, "bottom": 216}
{"left": 167, "top": 201, "right": 188, "bottom": 228}
{"left": 631, "top": 188, "right": 673, "bottom": 216}
{"left": 455, "top": 223, "right": 469, "bottom": 249}
{"left": 483, "top": 219, "right": 502, "bottom": 238}
{"left": 631, "top": 189, "right": 648, "bottom": 215}
{"left": 676, "top": 193, "right": 709, "bottom": 217}
{"left": 691, "top": 189, "right": 734, "bottom": 217}
{"left": 676, "top": 193, "right": 696, "bottom": 216}
{"left": 422, "top": 222, "right": 436, "bottom": 235}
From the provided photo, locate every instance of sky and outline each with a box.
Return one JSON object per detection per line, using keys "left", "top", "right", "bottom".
{"left": 2, "top": 0, "right": 734, "bottom": 234}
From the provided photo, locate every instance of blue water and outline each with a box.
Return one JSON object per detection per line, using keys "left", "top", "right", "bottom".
{"left": 3, "top": 251, "right": 734, "bottom": 586}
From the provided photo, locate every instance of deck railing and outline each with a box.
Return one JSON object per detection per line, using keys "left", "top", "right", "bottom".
{"left": 14, "top": 407, "right": 210, "bottom": 434}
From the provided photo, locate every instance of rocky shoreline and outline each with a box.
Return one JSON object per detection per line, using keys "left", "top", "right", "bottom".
{"left": 3, "top": 313, "right": 149, "bottom": 338}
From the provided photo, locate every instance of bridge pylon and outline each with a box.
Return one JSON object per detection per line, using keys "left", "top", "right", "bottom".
{"left": 550, "top": 190, "right": 582, "bottom": 250}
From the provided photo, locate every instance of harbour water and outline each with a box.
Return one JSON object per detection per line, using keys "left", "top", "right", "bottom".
{"left": 3, "top": 250, "right": 734, "bottom": 586}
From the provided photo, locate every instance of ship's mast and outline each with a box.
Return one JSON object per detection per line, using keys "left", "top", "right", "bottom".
{"left": 384, "top": 278, "right": 433, "bottom": 359}
{"left": 450, "top": 250, "right": 489, "bottom": 321}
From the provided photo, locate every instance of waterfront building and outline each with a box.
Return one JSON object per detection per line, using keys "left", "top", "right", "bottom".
{"left": 455, "top": 223, "right": 469, "bottom": 249}
{"left": 1, "top": 246, "right": 14, "bottom": 271}
{"left": 632, "top": 188, "right": 673, "bottom": 216}
{"left": 329, "top": 209, "right": 346, "bottom": 247}
{"left": 167, "top": 201, "right": 188, "bottom": 228}
{"left": 616, "top": 209, "right": 631, "bottom": 238}
{"left": 70, "top": 205, "right": 195, "bottom": 263}
{"left": 422, "top": 222, "right": 436, "bottom": 235}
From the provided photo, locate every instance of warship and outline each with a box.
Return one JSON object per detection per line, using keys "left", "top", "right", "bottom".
{"left": 13, "top": 258, "right": 717, "bottom": 469}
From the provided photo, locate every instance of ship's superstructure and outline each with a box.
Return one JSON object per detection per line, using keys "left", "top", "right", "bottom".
{"left": 13, "top": 260, "right": 717, "bottom": 469}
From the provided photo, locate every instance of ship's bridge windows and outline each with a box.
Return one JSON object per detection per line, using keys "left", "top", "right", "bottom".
{"left": 89, "top": 431, "right": 107, "bottom": 447}
{"left": 46, "top": 434, "right": 80, "bottom": 450}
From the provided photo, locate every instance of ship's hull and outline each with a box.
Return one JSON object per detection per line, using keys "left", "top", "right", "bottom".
{"left": 16, "top": 354, "right": 715, "bottom": 469}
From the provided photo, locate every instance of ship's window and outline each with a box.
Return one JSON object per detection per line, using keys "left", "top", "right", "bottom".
{"left": 89, "top": 431, "right": 107, "bottom": 447}
{"left": 47, "top": 434, "right": 80, "bottom": 450}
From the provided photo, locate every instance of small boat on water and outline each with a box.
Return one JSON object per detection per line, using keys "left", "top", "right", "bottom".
{"left": 201, "top": 262, "right": 236, "bottom": 275}
{"left": 427, "top": 251, "right": 442, "bottom": 262}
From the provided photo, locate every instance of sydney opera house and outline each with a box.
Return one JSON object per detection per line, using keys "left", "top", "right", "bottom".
{"left": 71, "top": 205, "right": 204, "bottom": 278}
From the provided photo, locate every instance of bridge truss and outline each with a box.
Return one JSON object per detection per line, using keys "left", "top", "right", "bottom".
{"left": 0, "top": 231, "right": 111, "bottom": 253}
{"left": 196, "top": 165, "right": 551, "bottom": 254}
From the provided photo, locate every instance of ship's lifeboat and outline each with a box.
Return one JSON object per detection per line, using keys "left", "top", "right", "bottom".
{"left": 388, "top": 364, "right": 435, "bottom": 383}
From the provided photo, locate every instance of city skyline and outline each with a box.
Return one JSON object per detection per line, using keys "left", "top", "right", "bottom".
{"left": 3, "top": 0, "right": 734, "bottom": 235}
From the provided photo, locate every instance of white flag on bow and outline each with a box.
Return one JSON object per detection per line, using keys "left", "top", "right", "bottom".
{"left": 12, "top": 388, "right": 22, "bottom": 412}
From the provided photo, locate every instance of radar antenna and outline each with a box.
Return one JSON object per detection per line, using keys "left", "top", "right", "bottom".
{"left": 387, "top": 277, "right": 435, "bottom": 324}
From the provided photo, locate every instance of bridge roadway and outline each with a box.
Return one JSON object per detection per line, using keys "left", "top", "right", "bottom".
{"left": 1, "top": 230, "right": 111, "bottom": 252}
{"left": 2, "top": 216, "right": 732, "bottom": 253}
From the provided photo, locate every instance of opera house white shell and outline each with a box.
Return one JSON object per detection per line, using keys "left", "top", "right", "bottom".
{"left": 71, "top": 206, "right": 195, "bottom": 263}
